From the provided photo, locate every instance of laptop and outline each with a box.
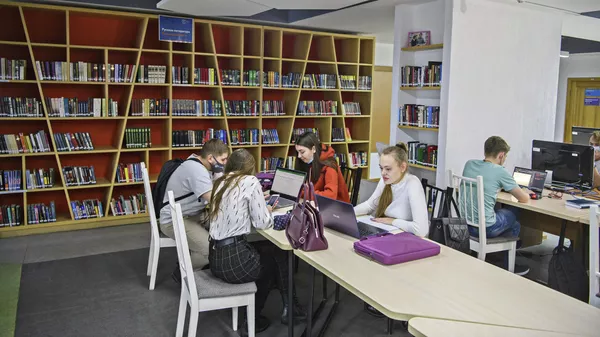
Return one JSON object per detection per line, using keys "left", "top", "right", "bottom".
{"left": 269, "top": 167, "right": 307, "bottom": 209}
{"left": 513, "top": 167, "right": 547, "bottom": 198}
{"left": 315, "top": 194, "right": 388, "bottom": 239}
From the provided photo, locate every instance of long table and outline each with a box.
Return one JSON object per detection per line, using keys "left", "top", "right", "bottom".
{"left": 408, "top": 317, "right": 580, "bottom": 337}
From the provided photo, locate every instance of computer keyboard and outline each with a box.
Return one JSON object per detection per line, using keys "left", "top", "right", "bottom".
{"left": 357, "top": 222, "right": 386, "bottom": 237}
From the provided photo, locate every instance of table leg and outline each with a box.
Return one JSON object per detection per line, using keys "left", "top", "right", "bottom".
{"left": 387, "top": 318, "right": 394, "bottom": 335}
{"left": 317, "top": 283, "right": 340, "bottom": 337}
{"left": 288, "top": 250, "right": 294, "bottom": 337}
{"left": 305, "top": 267, "right": 316, "bottom": 337}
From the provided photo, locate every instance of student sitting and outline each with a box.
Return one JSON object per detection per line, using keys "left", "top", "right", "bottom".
{"left": 159, "top": 139, "right": 229, "bottom": 273}
{"left": 354, "top": 143, "right": 429, "bottom": 237}
{"left": 208, "top": 149, "right": 303, "bottom": 335}
{"left": 294, "top": 132, "right": 350, "bottom": 202}
{"left": 462, "top": 136, "right": 530, "bottom": 275}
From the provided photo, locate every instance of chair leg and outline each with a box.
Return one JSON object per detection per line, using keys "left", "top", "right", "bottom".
{"left": 232, "top": 307, "right": 238, "bottom": 331}
{"left": 248, "top": 296, "right": 256, "bottom": 337}
{"left": 508, "top": 244, "right": 516, "bottom": 273}
{"left": 187, "top": 301, "right": 199, "bottom": 337}
{"left": 477, "top": 249, "right": 486, "bottom": 262}
{"left": 149, "top": 244, "right": 160, "bottom": 290}
{"left": 175, "top": 289, "right": 187, "bottom": 337}
{"left": 147, "top": 238, "right": 154, "bottom": 276}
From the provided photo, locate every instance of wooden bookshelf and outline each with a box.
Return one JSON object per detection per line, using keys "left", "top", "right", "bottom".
{"left": 0, "top": 1, "right": 374, "bottom": 237}
{"left": 401, "top": 43, "right": 443, "bottom": 52}
{"left": 398, "top": 125, "right": 439, "bottom": 132}
{"left": 408, "top": 163, "right": 437, "bottom": 172}
{"left": 400, "top": 86, "right": 441, "bottom": 91}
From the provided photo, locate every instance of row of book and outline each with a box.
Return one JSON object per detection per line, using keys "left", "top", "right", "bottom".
{"left": 0, "top": 58, "right": 26, "bottom": 81}
{"left": 291, "top": 128, "right": 319, "bottom": 143}
{"left": 230, "top": 129, "right": 259, "bottom": 145}
{"left": 110, "top": 64, "right": 135, "bottom": 83}
{"left": 194, "top": 68, "right": 217, "bottom": 85}
{"left": 244, "top": 70, "right": 261, "bottom": 87}
{"left": 25, "top": 168, "right": 56, "bottom": 190}
{"left": 46, "top": 97, "right": 108, "bottom": 117}
{"left": 125, "top": 127, "right": 152, "bottom": 149}
{"left": 261, "top": 129, "right": 280, "bottom": 144}
{"left": 0, "top": 205, "right": 22, "bottom": 227}
{"left": 172, "top": 66, "right": 189, "bottom": 84}
{"left": 282, "top": 73, "right": 301, "bottom": 88}
{"left": 172, "top": 99, "right": 222, "bottom": 116}
{"left": 225, "top": 100, "right": 259, "bottom": 116}
{"left": 71, "top": 199, "right": 104, "bottom": 220}
{"left": 297, "top": 100, "right": 338, "bottom": 116}
{"left": 70, "top": 62, "right": 105, "bottom": 82}
{"left": 303, "top": 74, "right": 337, "bottom": 89}
{"left": 263, "top": 100, "right": 285, "bottom": 116}
{"left": 172, "top": 129, "right": 228, "bottom": 147}
{"left": 332, "top": 127, "right": 353, "bottom": 142}
{"left": 0, "top": 131, "right": 52, "bottom": 154}
{"left": 343, "top": 102, "right": 362, "bottom": 115}
{"left": 130, "top": 98, "right": 169, "bottom": 117}
{"left": 1, "top": 170, "right": 21, "bottom": 191}
{"left": 260, "top": 156, "right": 294, "bottom": 171}
{"left": 349, "top": 152, "right": 367, "bottom": 167}
{"left": 401, "top": 63, "right": 442, "bottom": 87}
{"left": 407, "top": 141, "right": 438, "bottom": 168}
{"left": 116, "top": 162, "right": 143, "bottom": 183}
{"left": 263, "top": 71, "right": 279, "bottom": 88}
{"left": 54, "top": 132, "right": 94, "bottom": 152}
{"left": 110, "top": 194, "right": 146, "bottom": 216}
{"left": 357, "top": 76, "right": 372, "bottom": 90}
{"left": 398, "top": 104, "right": 440, "bottom": 129}
{"left": 63, "top": 166, "right": 97, "bottom": 186}
{"left": 340, "top": 75, "right": 357, "bottom": 90}
{"left": 1, "top": 97, "right": 44, "bottom": 117}
{"left": 221, "top": 69, "right": 241, "bottom": 86}
{"left": 28, "top": 202, "right": 57, "bottom": 224}
{"left": 137, "top": 65, "right": 166, "bottom": 84}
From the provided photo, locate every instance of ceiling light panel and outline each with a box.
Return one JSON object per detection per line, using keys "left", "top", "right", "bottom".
{"left": 157, "top": 0, "right": 271, "bottom": 16}
{"left": 251, "top": 0, "right": 366, "bottom": 10}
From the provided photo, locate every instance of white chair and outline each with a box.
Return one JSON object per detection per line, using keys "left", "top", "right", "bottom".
{"left": 589, "top": 205, "right": 600, "bottom": 308}
{"left": 168, "top": 191, "right": 257, "bottom": 337}
{"left": 142, "top": 162, "right": 176, "bottom": 290}
{"left": 448, "top": 170, "right": 518, "bottom": 273}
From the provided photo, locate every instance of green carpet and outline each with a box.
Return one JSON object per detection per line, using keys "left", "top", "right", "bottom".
{"left": 0, "top": 264, "right": 21, "bottom": 337}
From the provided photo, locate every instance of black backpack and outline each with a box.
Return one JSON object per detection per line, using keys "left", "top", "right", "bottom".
{"left": 548, "top": 225, "right": 588, "bottom": 302}
{"left": 151, "top": 157, "right": 202, "bottom": 217}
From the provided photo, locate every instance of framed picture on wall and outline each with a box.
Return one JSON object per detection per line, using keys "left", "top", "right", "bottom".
{"left": 407, "top": 31, "right": 431, "bottom": 47}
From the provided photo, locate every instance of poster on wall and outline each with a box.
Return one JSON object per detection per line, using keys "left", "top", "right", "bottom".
{"left": 159, "top": 15, "right": 193, "bottom": 43}
{"left": 584, "top": 89, "right": 600, "bottom": 97}
{"left": 584, "top": 98, "right": 600, "bottom": 106}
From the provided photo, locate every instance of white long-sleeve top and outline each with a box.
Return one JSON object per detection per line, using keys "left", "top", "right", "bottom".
{"left": 209, "top": 175, "right": 273, "bottom": 240}
{"left": 354, "top": 173, "right": 429, "bottom": 237}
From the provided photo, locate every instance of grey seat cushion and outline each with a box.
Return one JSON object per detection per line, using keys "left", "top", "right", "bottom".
{"left": 193, "top": 270, "right": 257, "bottom": 299}
{"left": 470, "top": 235, "right": 518, "bottom": 244}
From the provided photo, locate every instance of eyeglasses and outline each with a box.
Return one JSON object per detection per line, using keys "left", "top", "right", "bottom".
{"left": 548, "top": 191, "right": 563, "bottom": 200}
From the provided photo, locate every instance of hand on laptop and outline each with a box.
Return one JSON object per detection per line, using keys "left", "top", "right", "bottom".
{"left": 371, "top": 217, "right": 394, "bottom": 225}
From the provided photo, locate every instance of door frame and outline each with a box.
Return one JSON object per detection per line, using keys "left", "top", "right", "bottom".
{"left": 564, "top": 77, "right": 600, "bottom": 143}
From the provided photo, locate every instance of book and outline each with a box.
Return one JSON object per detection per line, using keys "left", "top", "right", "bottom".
{"left": 116, "top": 162, "right": 143, "bottom": 183}
{"left": 229, "top": 129, "right": 259, "bottom": 145}
{"left": 0, "top": 97, "right": 44, "bottom": 117}
{"left": 124, "top": 128, "right": 151, "bottom": 149}
{"left": 262, "top": 100, "right": 285, "bottom": 116}
{"left": 171, "top": 129, "right": 227, "bottom": 147}
{"left": 0, "top": 170, "right": 22, "bottom": 191}
{"left": 297, "top": 101, "right": 338, "bottom": 116}
{"left": 110, "top": 193, "right": 147, "bottom": 216}
{"left": 224, "top": 100, "right": 259, "bottom": 116}
{"left": 172, "top": 99, "right": 221, "bottom": 116}
{"left": 565, "top": 198, "right": 597, "bottom": 209}
{"left": 71, "top": 199, "right": 104, "bottom": 220}
{"left": 62, "top": 166, "right": 97, "bottom": 186}
{"left": 302, "top": 74, "right": 336, "bottom": 89}
{"left": 27, "top": 202, "right": 56, "bottom": 224}
{"left": 54, "top": 132, "right": 94, "bottom": 151}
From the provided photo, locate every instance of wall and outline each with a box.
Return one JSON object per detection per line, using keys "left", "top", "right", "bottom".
{"left": 440, "top": 0, "right": 562, "bottom": 184}
{"left": 554, "top": 53, "right": 600, "bottom": 141}
{"left": 375, "top": 42, "right": 393, "bottom": 66}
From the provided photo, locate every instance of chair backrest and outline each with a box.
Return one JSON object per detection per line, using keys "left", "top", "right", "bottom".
{"left": 141, "top": 162, "right": 160, "bottom": 238}
{"left": 421, "top": 178, "right": 450, "bottom": 221}
{"left": 340, "top": 165, "right": 362, "bottom": 206}
{"left": 168, "top": 190, "right": 199, "bottom": 301}
{"left": 589, "top": 205, "right": 600, "bottom": 307}
{"left": 448, "top": 169, "right": 486, "bottom": 245}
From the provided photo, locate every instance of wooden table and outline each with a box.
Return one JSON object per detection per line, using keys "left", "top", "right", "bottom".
{"left": 408, "top": 318, "right": 580, "bottom": 337}
{"left": 295, "top": 228, "right": 600, "bottom": 337}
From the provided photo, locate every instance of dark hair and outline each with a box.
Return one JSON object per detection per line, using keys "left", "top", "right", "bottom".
{"left": 199, "top": 138, "right": 228, "bottom": 159}
{"left": 484, "top": 136, "right": 510, "bottom": 157}
{"left": 295, "top": 132, "right": 338, "bottom": 183}
{"left": 209, "top": 149, "right": 256, "bottom": 221}
{"left": 375, "top": 143, "right": 409, "bottom": 218}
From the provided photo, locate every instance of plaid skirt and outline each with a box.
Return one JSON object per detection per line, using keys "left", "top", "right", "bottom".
{"left": 209, "top": 239, "right": 261, "bottom": 284}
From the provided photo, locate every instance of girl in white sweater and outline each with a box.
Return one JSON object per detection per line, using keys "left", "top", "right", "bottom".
{"left": 354, "top": 143, "right": 429, "bottom": 237}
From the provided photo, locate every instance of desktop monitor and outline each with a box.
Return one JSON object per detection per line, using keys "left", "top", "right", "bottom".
{"left": 531, "top": 140, "right": 594, "bottom": 189}
{"left": 571, "top": 126, "right": 600, "bottom": 146}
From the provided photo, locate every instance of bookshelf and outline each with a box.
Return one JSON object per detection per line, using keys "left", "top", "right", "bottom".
{"left": 0, "top": 1, "right": 374, "bottom": 237}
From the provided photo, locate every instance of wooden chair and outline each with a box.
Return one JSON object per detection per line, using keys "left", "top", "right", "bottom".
{"left": 340, "top": 165, "right": 362, "bottom": 206}
{"left": 447, "top": 170, "right": 518, "bottom": 272}
{"left": 142, "top": 162, "right": 176, "bottom": 290}
{"left": 168, "top": 191, "right": 257, "bottom": 337}
{"left": 589, "top": 205, "right": 600, "bottom": 308}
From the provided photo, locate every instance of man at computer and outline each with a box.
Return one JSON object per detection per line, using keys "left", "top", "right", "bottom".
{"left": 462, "top": 136, "right": 530, "bottom": 275}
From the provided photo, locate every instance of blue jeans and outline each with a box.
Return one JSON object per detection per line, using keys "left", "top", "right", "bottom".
{"left": 469, "top": 207, "right": 520, "bottom": 238}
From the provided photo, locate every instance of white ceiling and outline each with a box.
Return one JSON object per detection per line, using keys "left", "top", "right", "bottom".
{"left": 156, "top": 0, "right": 270, "bottom": 16}
{"left": 525, "top": 0, "right": 600, "bottom": 13}
{"left": 250, "top": 0, "right": 366, "bottom": 10}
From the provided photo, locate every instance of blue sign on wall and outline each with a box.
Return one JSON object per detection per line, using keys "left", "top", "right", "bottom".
{"left": 585, "top": 89, "right": 600, "bottom": 97}
{"left": 584, "top": 98, "right": 600, "bottom": 106}
{"left": 159, "top": 15, "right": 193, "bottom": 43}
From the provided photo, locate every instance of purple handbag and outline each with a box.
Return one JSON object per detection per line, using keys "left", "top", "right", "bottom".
{"left": 353, "top": 232, "right": 440, "bottom": 265}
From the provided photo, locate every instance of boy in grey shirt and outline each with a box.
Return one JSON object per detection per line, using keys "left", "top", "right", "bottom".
{"left": 159, "top": 139, "right": 229, "bottom": 269}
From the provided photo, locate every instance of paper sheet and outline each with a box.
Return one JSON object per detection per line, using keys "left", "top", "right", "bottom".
{"left": 356, "top": 215, "right": 397, "bottom": 232}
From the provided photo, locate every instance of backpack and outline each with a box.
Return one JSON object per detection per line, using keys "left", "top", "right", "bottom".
{"left": 548, "top": 225, "right": 588, "bottom": 302}
{"left": 151, "top": 157, "right": 202, "bottom": 217}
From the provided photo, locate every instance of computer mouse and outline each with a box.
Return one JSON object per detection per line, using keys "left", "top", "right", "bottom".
{"left": 529, "top": 193, "right": 538, "bottom": 200}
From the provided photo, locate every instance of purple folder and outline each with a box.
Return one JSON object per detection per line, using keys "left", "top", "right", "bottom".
{"left": 353, "top": 232, "right": 440, "bottom": 265}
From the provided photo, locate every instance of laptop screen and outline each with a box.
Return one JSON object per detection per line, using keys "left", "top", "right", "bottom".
{"left": 513, "top": 167, "right": 547, "bottom": 192}
{"left": 271, "top": 168, "right": 306, "bottom": 200}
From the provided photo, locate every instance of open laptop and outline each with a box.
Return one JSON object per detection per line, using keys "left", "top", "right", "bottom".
{"left": 315, "top": 194, "right": 388, "bottom": 239}
{"left": 513, "top": 167, "right": 547, "bottom": 198}
{"left": 269, "top": 167, "right": 307, "bottom": 208}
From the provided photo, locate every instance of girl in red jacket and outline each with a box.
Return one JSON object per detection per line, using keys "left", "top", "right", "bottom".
{"left": 294, "top": 132, "right": 350, "bottom": 202}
